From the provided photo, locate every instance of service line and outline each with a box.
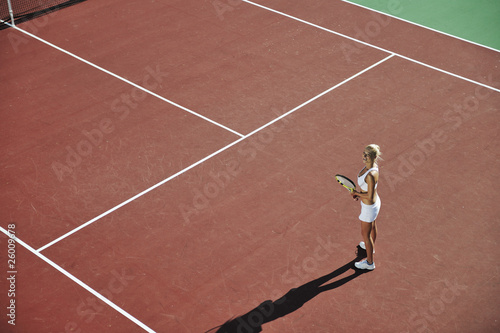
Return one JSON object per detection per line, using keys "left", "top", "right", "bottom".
{"left": 37, "top": 53, "right": 395, "bottom": 252}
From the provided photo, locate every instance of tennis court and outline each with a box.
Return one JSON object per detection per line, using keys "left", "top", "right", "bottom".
{"left": 1, "top": 0, "right": 499, "bottom": 332}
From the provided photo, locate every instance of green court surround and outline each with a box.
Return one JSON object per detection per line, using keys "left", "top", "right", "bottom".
{"left": 345, "top": 0, "right": 500, "bottom": 51}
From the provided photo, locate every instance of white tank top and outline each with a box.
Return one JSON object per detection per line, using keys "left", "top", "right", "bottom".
{"left": 358, "top": 167, "right": 378, "bottom": 191}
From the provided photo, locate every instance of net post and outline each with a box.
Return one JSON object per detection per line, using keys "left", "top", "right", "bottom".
{"left": 7, "top": 0, "right": 15, "bottom": 26}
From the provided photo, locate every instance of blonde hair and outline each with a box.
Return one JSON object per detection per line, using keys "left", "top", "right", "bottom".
{"left": 365, "top": 144, "right": 382, "bottom": 163}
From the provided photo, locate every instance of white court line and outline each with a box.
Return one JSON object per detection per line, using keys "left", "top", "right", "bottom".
{"left": 0, "top": 226, "right": 156, "bottom": 333}
{"left": 241, "top": 0, "right": 500, "bottom": 93}
{"left": 0, "top": 20, "right": 244, "bottom": 138}
{"left": 341, "top": 0, "right": 500, "bottom": 54}
{"left": 0, "top": 3, "right": 488, "bottom": 330}
{"left": 37, "top": 138, "right": 246, "bottom": 252}
{"left": 37, "top": 53, "right": 395, "bottom": 252}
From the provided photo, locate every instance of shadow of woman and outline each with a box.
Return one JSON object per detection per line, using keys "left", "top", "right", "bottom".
{"left": 210, "top": 246, "right": 369, "bottom": 333}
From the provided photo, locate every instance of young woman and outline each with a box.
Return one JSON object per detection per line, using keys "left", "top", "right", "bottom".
{"left": 351, "top": 144, "right": 382, "bottom": 270}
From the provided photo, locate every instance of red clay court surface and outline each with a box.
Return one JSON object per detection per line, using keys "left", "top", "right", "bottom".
{"left": 1, "top": 0, "right": 499, "bottom": 332}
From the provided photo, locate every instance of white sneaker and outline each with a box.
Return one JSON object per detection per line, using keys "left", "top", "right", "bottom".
{"left": 359, "top": 241, "right": 375, "bottom": 253}
{"left": 355, "top": 259, "right": 375, "bottom": 270}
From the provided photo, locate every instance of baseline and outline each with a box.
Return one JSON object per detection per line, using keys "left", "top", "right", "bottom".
{"left": 242, "top": 0, "right": 500, "bottom": 93}
{"left": 0, "top": 225, "right": 156, "bottom": 333}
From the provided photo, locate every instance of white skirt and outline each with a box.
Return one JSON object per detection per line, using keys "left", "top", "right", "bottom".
{"left": 359, "top": 196, "right": 381, "bottom": 223}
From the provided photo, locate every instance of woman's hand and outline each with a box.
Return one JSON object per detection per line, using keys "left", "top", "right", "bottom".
{"left": 351, "top": 190, "right": 359, "bottom": 201}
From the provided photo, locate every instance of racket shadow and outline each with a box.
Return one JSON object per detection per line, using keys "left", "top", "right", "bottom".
{"left": 209, "top": 246, "right": 370, "bottom": 333}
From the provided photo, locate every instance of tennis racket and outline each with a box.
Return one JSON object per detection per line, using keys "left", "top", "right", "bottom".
{"left": 335, "top": 174, "right": 357, "bottom": 193}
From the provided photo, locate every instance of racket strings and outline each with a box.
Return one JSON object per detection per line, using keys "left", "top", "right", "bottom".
{"left": 337, "top": 175, "right": 355, "bottom": 189}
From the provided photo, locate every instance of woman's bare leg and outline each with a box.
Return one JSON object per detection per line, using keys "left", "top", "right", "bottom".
{"left": 361, "top": 221, "right": 374, "bottom": 264}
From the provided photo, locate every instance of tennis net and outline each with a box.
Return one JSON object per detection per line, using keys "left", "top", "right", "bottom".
{"left": 1, "top": 0, "right": 86, "bottom": 26}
